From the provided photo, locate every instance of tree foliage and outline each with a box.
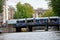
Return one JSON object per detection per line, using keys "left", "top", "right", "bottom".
{"left": 47, "top": 0, "right": 60, "bottom": 16}
{"left": 42, "top": 9, "right": 55, "bottom": 17}
{"left": 14, "top": 2, "right": 35, "bottom": 19}
{"left": 0, "top": 0, "right": 4, "bottom": 13}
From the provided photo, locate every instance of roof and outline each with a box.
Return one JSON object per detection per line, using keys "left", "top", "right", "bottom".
{"left": 50, "top": 17, "right": 59, "bottom": 18}
{"left": 27, "top": 18, "right": 34, "bottom": 20}
{"left": 18, "top": 19, "right": 25, "bottom": 21}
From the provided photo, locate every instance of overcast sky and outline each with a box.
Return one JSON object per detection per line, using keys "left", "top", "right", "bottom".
{"left": 7, "top": 0, "right": 49, "bottom": 9}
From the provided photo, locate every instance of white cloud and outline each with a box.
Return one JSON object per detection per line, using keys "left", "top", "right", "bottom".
{"left": 7, "top": 0, "right": 48, "bottom": 9}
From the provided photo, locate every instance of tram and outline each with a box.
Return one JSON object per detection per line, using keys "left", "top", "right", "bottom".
{"left": 16, "top": 19, "right": 26, "bottom": 27}
{"left": 48, "top": 17, "right": 59, "bottom": 26}
{"left": 35, "top": 17, "right": 48, "bottom": 26}
{"left": 16, "top": 17, "right": 48, "bottom": 27}
{"left": 6, "top": 17, "right": 59, "bottom": 27}
{"left": 16, "top": 17, "right": 59, "bottom": 27}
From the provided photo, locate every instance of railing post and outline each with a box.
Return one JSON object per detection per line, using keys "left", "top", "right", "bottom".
{"left": 45, "top": 25, "right": 48, "bottom": 31}
{"left": 28, "top": 26, "right": 32, "bottom": 32}
{"left": 16, "top": 27, "right": 21, "bottom": 32}
{"left": 56, "top": 25, "right": 59, "bottom": 31}
{"left": 59, "top": 17, "right": 60, "bottom": 31}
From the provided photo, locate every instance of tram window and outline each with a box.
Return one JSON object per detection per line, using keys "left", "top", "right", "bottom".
{"left": 17, "top": 20, "right": 25, "bottom": 23}
{"left": 50, "top": 18, "right": 58, "bottom": 22}
{"left": 40, "top": 19, "right": 45, "bottom": 23}
{"left": 40, "top": 19, "right": 43, "bottom": 22}
{"left": 35, "top": 20, "right": 40, "bottom": 23}
{"left": 50, "top": 18, "right": 59, "bottom": 23}
{"left": 43, "top": 19, "right": 48, "bottom": 22}
{"left": 19, "top": 20, "right": 25, "bottom": 23}
{"left": 27, "top": 20, "right": 33, "bottom": 23}
{"left": 40, "top": 19, "right": 47, "bottom": 23}
{"left": 17, "top": 21, "right": 20, "bottom": 23}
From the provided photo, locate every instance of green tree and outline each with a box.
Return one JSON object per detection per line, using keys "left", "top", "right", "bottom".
{"left": 0, "top": 0, "right": 4, "bottom": 13}
{"left": 46, "top": 0, "right": 60, "bottom": 16}
{"left": 42, "top": 9, "right": 55, "bottom": 17}
{"left": 14, "top": 2, "right": 35, "bottom": 19}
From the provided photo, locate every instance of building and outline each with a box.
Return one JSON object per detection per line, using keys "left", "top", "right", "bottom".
{"left": 3, "top": 0, "right": 8, "bottom": 24}
{"left": 34, "top": 8, "right": 47, "bottom": 18}
{"left": 2, "top": 0, "right": 15, "bottom": 24}
{"left": 0, "top": 0, "right": 15, "bottom": 33}
{"left": 8, "top": 6, "right": 15, "bottom": 20}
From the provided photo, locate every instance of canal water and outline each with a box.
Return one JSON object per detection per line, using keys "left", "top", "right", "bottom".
{"left": 0, "top": 31, "right": 60, "bottom": 40}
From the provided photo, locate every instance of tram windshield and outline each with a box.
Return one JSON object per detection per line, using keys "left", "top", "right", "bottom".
{"left": 50, "top": 18, "right": 59, "bottom": 22}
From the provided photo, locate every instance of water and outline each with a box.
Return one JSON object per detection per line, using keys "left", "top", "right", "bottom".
{"left": 0, "top": 31, "right": 60, "bottom": 40}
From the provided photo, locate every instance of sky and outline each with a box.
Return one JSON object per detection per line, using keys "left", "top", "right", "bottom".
{"left": 7, "top": 0, "right": 49, "bottom": 9}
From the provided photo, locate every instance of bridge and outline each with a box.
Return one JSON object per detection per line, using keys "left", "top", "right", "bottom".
{"left": 7, "top": 17, "right": 60, "bottom": 32}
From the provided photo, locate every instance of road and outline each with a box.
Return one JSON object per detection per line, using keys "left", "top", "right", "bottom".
{"left": 0, "top": 31, "right": 60, "bottom": 40}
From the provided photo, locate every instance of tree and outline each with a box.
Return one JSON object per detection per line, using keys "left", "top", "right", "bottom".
{"left": 0, "top": 0, "right": 4, "bottom": 13}
{"left": 14, "top": 2, "right": 35, "bottom": 19}
{"left": 46, "top": 0, "right": 60, "bottom": 16}
{"left": 41, "top": 9, "right": 55, "bottom": 17}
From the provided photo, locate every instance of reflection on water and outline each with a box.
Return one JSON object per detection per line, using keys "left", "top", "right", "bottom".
{"left": 0, "top": 31, "right": 60, "bottom": 40}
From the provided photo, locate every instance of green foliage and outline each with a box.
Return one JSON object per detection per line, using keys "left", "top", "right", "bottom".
{"left": 42, "top": 9, "right": 55, "bottom": 17}
{"left": 47, "top": 0, "right": 60, "bottom": 16}
{"left": 14, "top": 2, "right": 35, "bottom": 19}
{"left": 0, "top": 0, "right": 4, "bottom": 13}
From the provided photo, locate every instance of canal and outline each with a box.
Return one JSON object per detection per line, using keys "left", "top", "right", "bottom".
{"left": 0, "top": 31, "right": 60, "bottom": 40}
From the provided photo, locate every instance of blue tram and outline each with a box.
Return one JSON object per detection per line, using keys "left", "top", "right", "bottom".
{"left": 26, "top": 18, "right": 34, "bottom": 26}
{"left": 15, "top": 17, "right": 59, "bottom": 27}
{"left": 16, "top": 19, "right": 26, "bottom": 27}
{"left": 35, "top": 17, "right": 48, "bottom": 26}
{"left": 48, "top": 17, "right": 59, "bottom": 25}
